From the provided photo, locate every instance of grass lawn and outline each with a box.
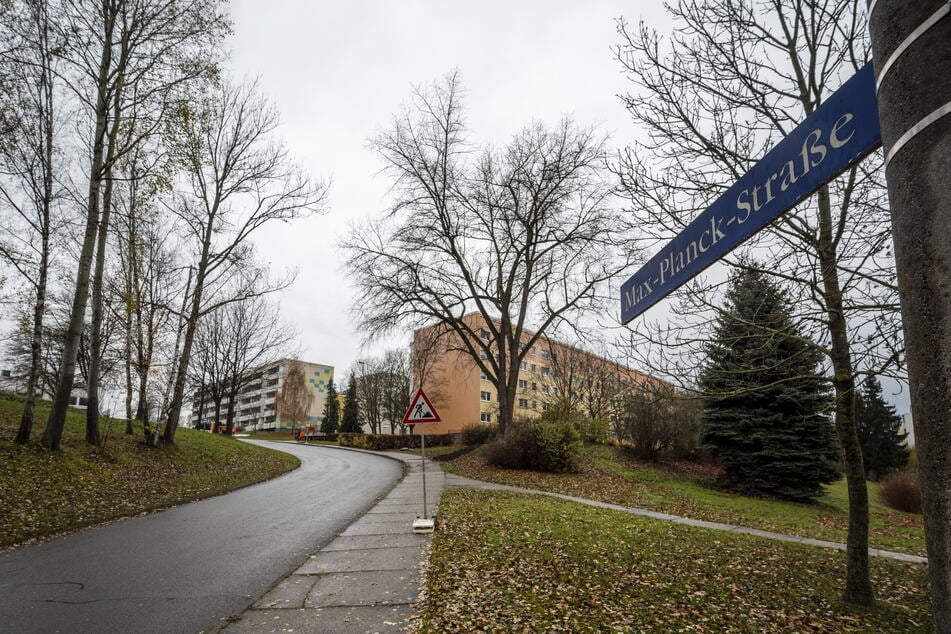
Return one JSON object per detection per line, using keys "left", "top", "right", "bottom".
{"left": 444, "top": 443, "right": 926, "bottom": 556}
{"left": 420, "top": 489, "right": 933, "bottom": 633}
{"left": 0, "top": 397, "right": 299, "bottom": 550}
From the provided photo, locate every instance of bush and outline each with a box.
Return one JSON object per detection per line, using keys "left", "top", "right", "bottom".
{"left": 534, "top": 418, "right": 583, "bottom": 473}
{"left": 461, "top": 424, "right": 498, "bottom": 446}
{"left": 537, "top": 404, "right": 607, "bottom": 445}
{"left": 616, "top": 390, "right": 700, "bottom": 461}
{"left": 338, "top": 432, "right": 456, "bottom": 451}
{"left": 484, "top": 418, "right": 582, "bottom": 473}
{"left": 576, "top": 417, "right": 610, "bottom": 444}
{"left": 879, "top": 469, "right": 922, "bottom": 514}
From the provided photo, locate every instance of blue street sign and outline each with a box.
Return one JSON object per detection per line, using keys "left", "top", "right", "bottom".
{"left": 620, "top": 62, "right": 882, "bottom": 324}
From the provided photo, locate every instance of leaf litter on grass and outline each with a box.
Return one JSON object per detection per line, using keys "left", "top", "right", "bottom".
{"left": 419, "top": 489, "right": 932, "bottom": 633}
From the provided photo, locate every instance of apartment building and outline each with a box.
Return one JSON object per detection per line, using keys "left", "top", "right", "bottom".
{"left": 411, "top": 314, "right": 655, "bottom": 435}
{"left": 193, "top": 358, "right": 334, "bottom": 431}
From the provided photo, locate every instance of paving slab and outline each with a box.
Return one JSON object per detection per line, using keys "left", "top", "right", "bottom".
{"left": 252, "top": 574, "right": 317, "bottom": 609}
{"left": 297, "top": 546, "right": 421, "bottom": 574}
{"left": 224, "top": 604, "right": 414, "bottom": 633}
{"left": 321, "top": 533, "right": 428, "bottom": 552}
{"left": 306, "top": 570, "right": 419, "bottom": 607}
{"left": 340, "top": 519, "right": 414, "bottom": 536}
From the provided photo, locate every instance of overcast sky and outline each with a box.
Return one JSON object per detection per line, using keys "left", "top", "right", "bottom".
{"left": 222, "top": 2, "right": 911, "bottom": 414}
{"left": 225, "top": 0, "right": 668, "bottom": 378}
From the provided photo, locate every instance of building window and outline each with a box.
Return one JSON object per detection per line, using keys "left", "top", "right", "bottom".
{"left": 531, "top": 400, "right": 537, "bottom": 410}
{"left": 481, "top": 391, "right": 492, "bottom": 402}
{"left": 481, "top": 371, "right": 490, "bottom": 381}
{"left": 531, "top": 346, "right": 536, "bottom": 355}
{"left": 541, "top": 367, "right": 549, "bottom": 377}
{"left": 480, "top": 329, "right": 490, "bottom": 340}
{"left": 543, "top": 402, "right": 550, "bottom": 411}
{"left": 541, "top": 350, "right": 549, "bottom": 359}
{"left": 531, "top": 382, "right": 537, "bottom": 391}
{"left": 518, "top": 379, "right": 527, "bottom": 389}
{"left": 480, "top": 412, "right": 492, "bottom": 423}
{"left": 480, "top": 350, "right": 488, "bottom": 360}
{"left": 542, "top": 385, "right": 550, "bottom": 395}
{"left": 518, "top": 398, "right": 528, "bottom": 408}
{"left": 520, "top": 361, "right": 527, "bottom": 370}
{"left": 531, "top": 363, "right": 537, "bottom": 373}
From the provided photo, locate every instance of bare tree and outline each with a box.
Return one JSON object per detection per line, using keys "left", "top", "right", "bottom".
{"left": 111, "top": 145, "right": 179, "bottom": 431}
{"left": 346, "top": 74, "right": 637, "bottom": 434}
{"left": 275, "top": 360, "right": 313, "bottom": 439}
{"left": 0, "top": 0, "right": 64, "bottom": 443}
{"left": 616, "top": 385, "right": 701, "bottom": 461}
{"left": 355, "top": 357, "right": 384, "bottom": 434}
{"left": 160, "top": 78, "right": 325, "bottom": 443}
{"left": 219, "top": 295, "right": 295, "bottom": 434}
{"left": 42, "top": 0, "right": 229, "bottom": 449}
{"left": 613, "top": 1, "right": 897, "bottom": 604}
{"left": 357, "top": 348, "right": 413, "bottom": 435}
{"left": 544, "top": 339, "right": 627, "bottom": 422}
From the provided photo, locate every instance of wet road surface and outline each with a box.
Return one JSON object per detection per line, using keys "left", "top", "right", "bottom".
{"left": 0, "top": 441, "right": 402, "bottom": 633}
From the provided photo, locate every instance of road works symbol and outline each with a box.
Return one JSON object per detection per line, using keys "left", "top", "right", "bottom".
{"left": 402, "top": 389, "right": 441, "bottom": 424}
{"left": 402, "top": 388, "right": 440, "bottom": 533}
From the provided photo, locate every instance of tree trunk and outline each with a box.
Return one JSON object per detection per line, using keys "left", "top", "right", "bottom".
{"left": 225, "top": 396, "right": 237, "bottom": 435}
{"left": 123, "top": 224, "right": 134, "bottom": 430}
{"left": 16, "top": 242, "right": 49, "bottom": 444}
{"left": 86, "top": 155, "right": 117, "bottom": 446}
{"left": 42, "top": 9, "right": 115, "bottom": 450}
{"left": 816, "top": 185, "right": 873, "bottom": 606}
{"left": 163, "top": 221, "right": 214, "bottom": 443}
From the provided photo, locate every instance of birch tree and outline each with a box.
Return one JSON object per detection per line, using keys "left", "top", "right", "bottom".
{"left": 42, "top": 0, "right": 229, "bottom": 449}
{"left": 0, "top": 0, "right": 64, "bottom": 443}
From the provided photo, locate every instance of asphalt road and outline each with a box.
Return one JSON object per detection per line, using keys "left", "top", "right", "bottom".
{"left": 0, "top": 441, "right": 403, "bottom": 633}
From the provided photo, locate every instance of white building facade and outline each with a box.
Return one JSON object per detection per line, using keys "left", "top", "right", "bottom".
{"left": 193, "top": 359, "right": 334, "bottom": 431}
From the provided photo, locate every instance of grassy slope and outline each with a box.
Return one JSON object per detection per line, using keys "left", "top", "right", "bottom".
{"left": 0, "top": 398, "right": 299, "bottom": 549}
{"left": 421, "top": 489, "right": 932, "bottom": 633}
{"left": 444, "top": 443, "right": 926, "bottom": 556}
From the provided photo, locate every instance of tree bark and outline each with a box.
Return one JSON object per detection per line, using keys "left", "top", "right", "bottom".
{"left": 86, "top": 127, "right": 119, "bottom": 445}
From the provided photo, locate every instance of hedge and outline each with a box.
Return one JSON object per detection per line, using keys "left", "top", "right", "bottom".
{"left": 338, "top": 432, "right": 457, "bottom": 451}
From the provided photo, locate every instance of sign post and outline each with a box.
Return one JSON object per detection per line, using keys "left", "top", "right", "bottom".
{"left": 868, "top": 2, "right": 951, "bottom": 627}
{"left": 402, "top": 388, "right": 441, "bottom": 533}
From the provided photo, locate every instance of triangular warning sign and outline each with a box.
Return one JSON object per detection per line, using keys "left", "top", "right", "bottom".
{"left": 403, "top": 388, "right": 441, "bottom": 424}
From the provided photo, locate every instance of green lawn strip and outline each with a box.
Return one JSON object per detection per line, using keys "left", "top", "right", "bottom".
{"left": 0, "top": 398, "right": 299, "bottom": 549}
{"left": 443, "top": 443, "right": 925, "bottom": 556}
{"left": 421, "top": 489, "right": 932, "bottom": 633}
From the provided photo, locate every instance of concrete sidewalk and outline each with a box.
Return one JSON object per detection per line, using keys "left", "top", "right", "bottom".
{"left": 221, "top": 450, "right": 445, "bottom": 633}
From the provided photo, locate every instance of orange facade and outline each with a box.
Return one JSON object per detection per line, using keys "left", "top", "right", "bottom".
{"left": 411, "top": 314, "right": 655, "bottom": 435}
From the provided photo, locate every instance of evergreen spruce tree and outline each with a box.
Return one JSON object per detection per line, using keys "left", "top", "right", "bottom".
{"left": 340, "top": 373, "right": 362, "bottom": 433}
{"left": 320, "top": 379, "right": 340, "bottom": 434}
{"left": 699, "top": 267, "right": 840, "bottom": 501}
{"left": 855, "top": 376, "right": 909, "bottom": 480}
